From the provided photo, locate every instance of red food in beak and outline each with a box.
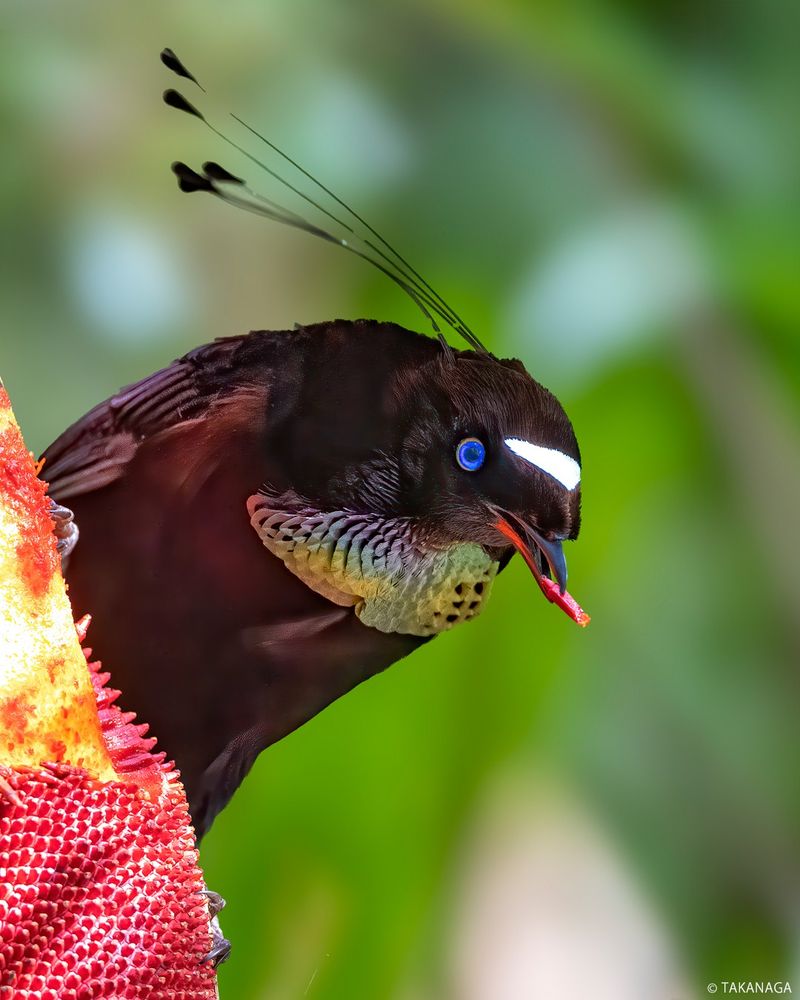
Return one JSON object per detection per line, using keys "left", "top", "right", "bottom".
{"left": 494, "top": 515, "right": 590, "bottom": 627}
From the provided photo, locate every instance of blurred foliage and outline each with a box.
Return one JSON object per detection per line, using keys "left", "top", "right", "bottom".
{"left": 3, "top": 1, "right": 799, "bottom": 998}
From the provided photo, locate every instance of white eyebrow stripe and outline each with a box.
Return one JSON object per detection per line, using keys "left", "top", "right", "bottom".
{"left": 504, "top": 438, "right": 581, "bottom": 490}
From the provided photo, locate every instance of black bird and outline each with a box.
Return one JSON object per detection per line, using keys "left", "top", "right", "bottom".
{"left": 43, "top": 50, "right": 588, "bottom": 839}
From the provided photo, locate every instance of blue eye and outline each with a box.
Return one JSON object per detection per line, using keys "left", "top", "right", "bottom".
{"left": 456, "top": 437, "right": 486, "bottom": 472}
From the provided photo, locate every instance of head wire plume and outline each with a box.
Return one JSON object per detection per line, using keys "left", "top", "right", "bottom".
{"left": 160, "top": 47, "right": 486, "bottom": 356}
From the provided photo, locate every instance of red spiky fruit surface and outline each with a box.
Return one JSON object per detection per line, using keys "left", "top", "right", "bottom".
{"left": 0, "top": 384, "right": 218, "bottom": 999}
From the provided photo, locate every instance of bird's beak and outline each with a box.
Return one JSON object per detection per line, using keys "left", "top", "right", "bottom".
{"left": 493, "top": 513, "right": 590, "bottom": 627}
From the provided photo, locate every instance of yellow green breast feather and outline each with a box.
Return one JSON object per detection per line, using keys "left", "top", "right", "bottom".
{"left": 248, "top": 496, "right": 498, "bottom": 637}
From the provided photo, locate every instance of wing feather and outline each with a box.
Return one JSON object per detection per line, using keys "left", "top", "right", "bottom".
{"left": 43, "top": 336, "right": 250, "bottom": 502}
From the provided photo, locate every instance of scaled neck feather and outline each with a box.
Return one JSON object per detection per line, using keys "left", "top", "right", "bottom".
{"left": 247, "top": 489, "right": 497, "bottom": 637}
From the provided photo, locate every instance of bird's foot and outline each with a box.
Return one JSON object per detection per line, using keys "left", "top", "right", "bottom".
{"left": 201, "top": 890, "right": 231, "bottom": 968}
{"left": 48, "top": 499, "right": 79, "bottom": 567}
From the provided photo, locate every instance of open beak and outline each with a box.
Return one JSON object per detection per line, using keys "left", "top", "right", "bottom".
{"left": 493, "top": 513, "right": 590, "bottom": 627}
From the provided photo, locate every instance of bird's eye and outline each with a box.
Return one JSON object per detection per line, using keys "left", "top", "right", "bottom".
{"left": 455, "top": 437, "right": 486, "bottom": 472}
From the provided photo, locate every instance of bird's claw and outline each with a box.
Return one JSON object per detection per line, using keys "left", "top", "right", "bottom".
{"left": 200, "top": 889, "right": 226, "bottom": 919}
{"left": 200, "top": 890, "right": 230, "bottom": 967}
{"left": 48, "top": 499, "right": 79, "bottom": 565}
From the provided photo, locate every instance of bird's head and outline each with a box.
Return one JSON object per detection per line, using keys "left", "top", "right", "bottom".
{"left": 389, "top": 350, "right": 584, "bottom": 619}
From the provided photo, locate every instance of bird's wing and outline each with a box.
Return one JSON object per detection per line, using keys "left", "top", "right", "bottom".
{"left": 42, "top": 337, "right": 250, "bottom": 501}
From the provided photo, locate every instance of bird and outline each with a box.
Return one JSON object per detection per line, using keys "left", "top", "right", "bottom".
{"left": 42, "top": 50, "right": 588, "bottom": 840}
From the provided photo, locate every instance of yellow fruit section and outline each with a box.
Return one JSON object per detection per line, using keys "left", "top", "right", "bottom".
{"left": 0, "top": 383, "right": 116, "bottom": 781}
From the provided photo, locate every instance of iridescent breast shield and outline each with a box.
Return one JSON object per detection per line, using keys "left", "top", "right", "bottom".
{"left": 248, "top": 494, "right": 498, "bottom": 637}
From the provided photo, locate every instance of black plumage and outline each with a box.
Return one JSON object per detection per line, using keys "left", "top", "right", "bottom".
{"left": 44, "top": 321, "right": 584, "bottom": 837}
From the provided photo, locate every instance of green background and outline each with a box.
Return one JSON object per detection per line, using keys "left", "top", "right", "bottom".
{"left": 3, "top": 2, "right": 798, "bottom": 998}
